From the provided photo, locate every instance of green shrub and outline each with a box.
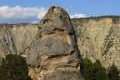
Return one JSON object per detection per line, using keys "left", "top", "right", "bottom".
{"left": 108, "top": 64, "right": 119, "bottom": 80}
{"left": 81, "top": 59, "right": 111, "bottom": 80}
{"left": 0, "top": 54, "right": 31, "bottom": 80}
{"left": 92, "top": 60, "right": 109, "bottom": 80}
{"left": 81, "top": 58, "right": 94, "bottom": 80}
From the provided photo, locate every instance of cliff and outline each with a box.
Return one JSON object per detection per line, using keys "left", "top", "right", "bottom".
{"left": 0, "top": 6, "right": 120, "bottom": 80}
{"left": 72, "top": 16, "right": 120, "bottom": 69}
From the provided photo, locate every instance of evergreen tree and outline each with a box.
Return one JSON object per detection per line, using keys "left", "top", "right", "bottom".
{"left": 0, "top": 54, "right": 32, "bottom": 80}
{"left": 81, "top": 58, "right": 93, "bottom": 80}
{"left": 108, "top": 64, "right": 119, "bottom": 80}
{"left": 92, "top": 60, "right": 109, "bottom": 80}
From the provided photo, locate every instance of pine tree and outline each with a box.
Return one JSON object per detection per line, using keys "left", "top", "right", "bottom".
{"left": 81, "top": 58, "right": 94, "bottom": 80}
{"left": 92, "top": 60, "right": 109, "bottom": 80}
{"left": 108, "top": 64, "right": 119, "bottom": 80}
{"left": 0, "top": 54, "right": 32, "bottom": 80}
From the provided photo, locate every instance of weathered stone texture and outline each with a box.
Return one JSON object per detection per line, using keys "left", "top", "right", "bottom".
{"left": 0, "top": 26, "right": 17, "bottom": 60}
{"left": 72, "top": 17, "right": 120, "bottom": 69}
{"left": 26, "top": 6, "right": 82, "bottom": 80}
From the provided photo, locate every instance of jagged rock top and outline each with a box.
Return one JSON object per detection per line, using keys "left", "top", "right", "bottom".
{"left": 27, "top": 5, "right": 80, "bottom": 67}
{"left": 38, "top": 6, "right": 74, "bottom": 35}
{"left": 37, "top": 6, "right": 78, "bottom": 52}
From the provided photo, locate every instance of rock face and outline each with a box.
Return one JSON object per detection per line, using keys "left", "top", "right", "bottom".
{"left": 0, "top": 24, "right": 38, "bottom": 55}
{"left": 72, "top": 17, "right": 120, "bottom": 69}
{"left": 10, "top": 24, "right": 38, "bottom": 54}
{"left": 0, "top": 26, "right": 17, "bottom": 61}
{"left": 26, "top": 6, "right": 82, "bottom": 80}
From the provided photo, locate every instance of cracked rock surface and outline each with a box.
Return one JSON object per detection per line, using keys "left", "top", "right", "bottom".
{"left": 26, "top": 6, "right": 83, "bottom": 80}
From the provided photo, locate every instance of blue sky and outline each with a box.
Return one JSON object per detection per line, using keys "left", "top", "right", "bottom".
{"left": 0, "top": 0, "right": 119, "bottom": 23}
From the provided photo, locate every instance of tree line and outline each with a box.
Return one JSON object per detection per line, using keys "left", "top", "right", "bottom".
{"left": 81, "top": 58, "right": 120, "bottom": 80}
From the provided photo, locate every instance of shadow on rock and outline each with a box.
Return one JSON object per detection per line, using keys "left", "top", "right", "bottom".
{"left": 0, "top": 54, "right": 32, "bottom": 80}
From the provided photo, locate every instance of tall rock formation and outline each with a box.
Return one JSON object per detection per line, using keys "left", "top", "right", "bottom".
{"left": 26, "top": 6, "right": 83, "bottom": 80}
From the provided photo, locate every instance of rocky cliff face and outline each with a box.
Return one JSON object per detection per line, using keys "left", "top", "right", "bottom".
{"left": 72, "top": 17, "right": 120, "bottom": 69}
{"left": 0, "top": 6, "right": 120, "bottom": 80}
{"left": 0, "top": 26, "right": 17, "bottom": 60}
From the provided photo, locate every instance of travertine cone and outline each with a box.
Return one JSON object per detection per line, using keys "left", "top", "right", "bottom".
{"left": 26, "top": 6, "right": 83, "bottom": 80}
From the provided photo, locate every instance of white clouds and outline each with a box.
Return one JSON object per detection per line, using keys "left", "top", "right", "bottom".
{"left": 0, "top": 6, "right": 47, "bottom": 19}
{"left": 70, "top": 13, "right": 89, "bottom": 18}
{"left": 0, "top": 6, "right": 89, "bottom": 23}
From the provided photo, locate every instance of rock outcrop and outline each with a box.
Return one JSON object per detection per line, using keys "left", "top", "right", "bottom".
{"left": 26, "top": 6, "right": 82, "bottom": 80}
